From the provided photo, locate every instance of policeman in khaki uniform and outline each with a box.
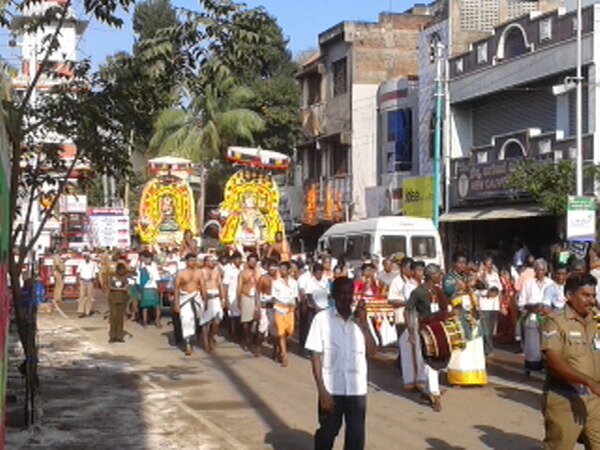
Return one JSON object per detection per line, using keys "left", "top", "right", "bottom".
{"left": 541, "top": 274, "right": 600, "bottom": 449}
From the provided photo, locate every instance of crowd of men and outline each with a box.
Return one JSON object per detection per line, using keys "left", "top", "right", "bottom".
{"left": 44, "top": 236, "right": 600, "bottom": 450}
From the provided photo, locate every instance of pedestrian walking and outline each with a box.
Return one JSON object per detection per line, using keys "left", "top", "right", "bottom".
{"left": 541, "top": 273, "right": 600, "bottom": 449}
{"left": 405, "top": 264, "right": 449, "bottom": 411}
{"left": 138, "top": 252, "right": 162, "bottom": 328}
{"left": 305, "top": 276, "right": 376, "bottom": 450}
{"left": 77, "top": 253, "right": 97, "bottom": 318}
{"left": 255, "top": 259, "right": 278, "bottom": 358}
{"left": 237, "top": 253, "right": 260, "bottom": 352}
{"left": 272, "top": 261, "right": 298, "bottom": 367}
{"left": 108, "top": 263, "right": 129, "bottom": 343}
{"left": 200, "top": 255, "right": 225, "bottom": 353}
{"left": 223, "top": 252, "right": 243, "bottom": 341}
{"left": 52, "top": 252, "right": 65, "bottom": 306}
{"left": 174, "top": 253, "right": 206, "bottom": 356}
{"left": 519, "top": 258, "right": 553, "bottom": 374}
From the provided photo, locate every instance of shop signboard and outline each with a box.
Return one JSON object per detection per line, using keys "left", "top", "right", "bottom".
{"left": 402, "top": 176, "right": 433, "bottom": 218}
{"left": 455, "top": 160, "right": 518, "bottom": 203}
{"left": 567, "top": 196, "right": 596, "bottom": 242}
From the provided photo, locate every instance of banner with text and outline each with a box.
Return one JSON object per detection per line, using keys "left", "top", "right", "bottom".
{"left": 402, "top": 176, "right": 434, "bottom": 218}
{"left": 567, "top": 196, "right": 596, "bottom": 242}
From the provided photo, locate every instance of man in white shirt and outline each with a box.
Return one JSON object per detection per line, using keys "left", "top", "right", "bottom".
{"left": 378, "top": 258, "right": 397, "bottom": 294}
{"left": 305, "top": 277, "right": 376, "bottom": 450}
{"left": 77, "top": 253, "right": 98, "bottom": 318}
{"left": 297, "top": 261, "right": 313, "bottom": 352}
{"left": 222, "top": 252, "right": 243, "bottom": 340}
{"left": 388, "top": 258, "right": 414, "bottom": 335}
{"left": 543, "top": 264, "right": 568, "bottom": 311}
{"left": 519, "top": 258, "right": 554, "bottom": 374}
{"left": 272, "top": 261, "right": 299, "bottom": 367}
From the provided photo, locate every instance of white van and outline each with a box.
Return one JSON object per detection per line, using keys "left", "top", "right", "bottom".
{"left": 317, "top": 216, "right": 444, "bottom": 270}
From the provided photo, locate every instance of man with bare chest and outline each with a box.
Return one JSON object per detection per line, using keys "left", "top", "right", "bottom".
{"left": 200, "top": 255, "right": 225, "bottom": 352}
{"left": 175, "top": 254, "right": 207, "bottom": 356}
{"left": 237, "top": 253, "right": 260, "bottom": 351}
{"left": 254, "top": 259, "right": 279, "bottom": 357}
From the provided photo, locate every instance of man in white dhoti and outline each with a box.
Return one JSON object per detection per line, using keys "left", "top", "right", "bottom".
{"left": 518, "top": 258, "right": 553, "bottom": 375}
{"left": 200, "top": 255, "right": 225, "bottom": 353}
{"left": 174, "top": 254, "right": 207, "bottom": 356}
{"left": 223, "top": 251, "right": 243, "bottom": 340}
{"left": 405, "top": 264, "right": 449, "bottom": 412}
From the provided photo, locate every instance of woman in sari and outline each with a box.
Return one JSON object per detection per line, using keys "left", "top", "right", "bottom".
{"left": 496, "top": 268, "right": 517, "bottom": 344}
{"left": 446, "top": 275, "right": 487, "bottom": 386}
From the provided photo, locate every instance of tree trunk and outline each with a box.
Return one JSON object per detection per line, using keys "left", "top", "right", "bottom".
{"left": 9, "top": 252, "right": 40, "bottom": 425}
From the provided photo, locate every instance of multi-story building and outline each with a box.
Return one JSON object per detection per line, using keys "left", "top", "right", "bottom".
{"left": 442, "top": 3, "right": 599, "bottom": 264}
{"left": 10, "top": 0, "right": 88, "bottom": 252}
{"left": 297, "top": 7, "right": 433, "bottom": 246}
{"left": 369, "top": 76, "right": 420, "bottom": 217}
{"left": 418, "top": 0, "right": 563, "bottom": 181}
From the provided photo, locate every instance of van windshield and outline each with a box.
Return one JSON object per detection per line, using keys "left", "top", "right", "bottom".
{"left": 411, "top": 236, "right": 436, "bottom": 259}
{"left": 381, "top": 236, "right": 407, "bottom": 258}
{"left": 328, "top": 237, "right": 345, "bottom": 258}
{"left": 346, "top": 235, "right": 371, "bottom": 260}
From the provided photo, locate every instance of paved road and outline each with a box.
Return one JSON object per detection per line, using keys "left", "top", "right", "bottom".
{"left": 8, "top": 292, "right": 548, "bottom": 449}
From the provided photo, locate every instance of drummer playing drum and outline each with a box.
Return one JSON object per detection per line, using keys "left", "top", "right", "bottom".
{"left": 405, "top": 263, "right": 450, "bottom": 412}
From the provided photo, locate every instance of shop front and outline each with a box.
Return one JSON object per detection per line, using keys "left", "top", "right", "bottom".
{"left": 441, "top": 129, "right": 593, "bottom": 267}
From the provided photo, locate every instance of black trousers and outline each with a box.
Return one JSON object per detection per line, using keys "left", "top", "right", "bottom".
{"left": 315, "top": 395, "right": 366, "bottom": 450}
{"left": 299, "top": 303, "right": 310, "bottom": 349}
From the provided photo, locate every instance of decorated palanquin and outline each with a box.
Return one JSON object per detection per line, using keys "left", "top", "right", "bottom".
{"left": 220, "top": 147, "right": 288, "bottom": 248}
{"left": 137, "top": 172, "right": 197, "bottom": 245}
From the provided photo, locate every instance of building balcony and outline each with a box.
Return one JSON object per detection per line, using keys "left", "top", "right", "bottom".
{"left": 299, "top": 103, "right": 326, "bottom": 140}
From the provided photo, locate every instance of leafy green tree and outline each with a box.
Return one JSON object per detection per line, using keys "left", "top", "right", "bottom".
{"left": 216, "top": 11, "right": 300, "bottom": 154}
{"left": 97, "top": 0, "right": 180, "bottom": 152}
{"left": 1, "top": 0, "right": 133, "bottom": 420}
{"left": 505, "top": 160, "right": 600, "bottom": 216}
{"left": 133, "top": 0, "right": 178, "bottom": 41}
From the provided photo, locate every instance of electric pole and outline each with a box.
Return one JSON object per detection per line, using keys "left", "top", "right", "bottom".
{"left": 432, "top": 39, "right": 445, "bottom": 228}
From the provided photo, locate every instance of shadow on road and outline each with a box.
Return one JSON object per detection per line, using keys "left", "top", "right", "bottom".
{"left": 366, "top": 358, "right": 434, "bottom": 410}
{"left": 425, "top": 438, "right": 467, "bottom": 449}
{"left": 493, "top": 385, "right": 541, "bottom": 411}
{"left": 6, "top": 329, "right": 149, "bottom": 449}
{"left": 208, "top": 351, "right": 314, "bottom": 450}
{"left": 475, "top": 424, "right": 540, "bottom": 449}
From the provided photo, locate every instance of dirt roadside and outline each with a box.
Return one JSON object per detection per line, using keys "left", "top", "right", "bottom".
{"left": 5, "top": 300, "right": 248, "bottom": 450}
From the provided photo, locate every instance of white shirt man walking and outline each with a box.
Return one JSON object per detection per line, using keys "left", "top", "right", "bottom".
{"left": 305, "top": 277, "right": 376, "bottom": 450}
{"left": 77, "top": 253, "right": 98, "bottom": 318}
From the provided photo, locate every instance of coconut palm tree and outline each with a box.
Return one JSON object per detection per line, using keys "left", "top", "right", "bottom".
{"left": 148, "top": 76, "right": 264, "bottom": 161}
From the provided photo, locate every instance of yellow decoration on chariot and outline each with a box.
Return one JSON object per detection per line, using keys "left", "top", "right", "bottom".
{"left": 219, "top": 169, "right": 284, "bottom": 247}
{"left": 137, "top": 175, "right": 197, "bottom": 245}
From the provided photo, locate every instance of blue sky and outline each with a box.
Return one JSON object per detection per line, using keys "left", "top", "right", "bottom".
{"left": 78, "top": 0, "right": 415, "bottom": 66}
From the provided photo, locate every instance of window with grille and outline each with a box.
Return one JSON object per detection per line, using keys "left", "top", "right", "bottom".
{"left": 460, "top": 0, "right": 499, "bottom": 31}
{"left": 306, "top": 73, "right": 322, "bottom": 105}
{"left": 333, "top": 58, "right": 348, "bottom": 96}
{"left": 539, "top": 18, "right": 552, "bottom": 42}
{"left": 329, "top": 142, "right": 349, "bottom": 176}
{"left": 477, "top": 42, "right": 488, "bottom": 64}
{"left": 387, "top": 109, "right": 413, "bottom": 171}
{"left": 507, "top": 0, "right": 537, "bottom": 20}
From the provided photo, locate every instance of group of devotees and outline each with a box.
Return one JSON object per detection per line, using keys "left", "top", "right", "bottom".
{"left": 83, "top": 241, "right": 600, "bottom": 450}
